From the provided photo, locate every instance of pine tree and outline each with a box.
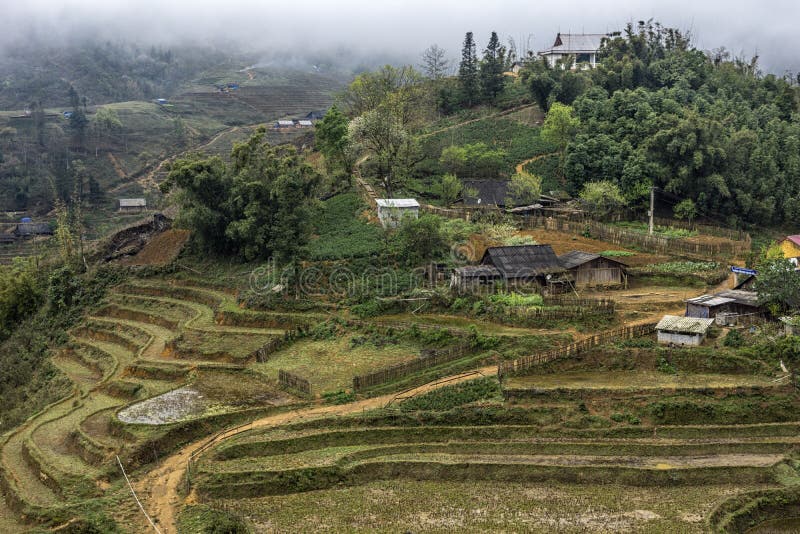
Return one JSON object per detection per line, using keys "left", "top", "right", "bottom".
{"left": 480, "top": 32, "right": 505, "bottom": 103}
{"left": 458, "top": 32, "right": 479, "bottom": 107}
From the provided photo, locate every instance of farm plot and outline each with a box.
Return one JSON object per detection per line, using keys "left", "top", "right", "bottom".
{"left": 251, "top": 334, "right": 423, "bottom": 393}
{"left": 502, "top": 371, "right": 779, "bottom": 392}
{"left": 197, "top": 480, "right": 774, "bottom": 533}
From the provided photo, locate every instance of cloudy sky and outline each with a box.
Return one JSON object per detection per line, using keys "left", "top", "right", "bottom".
{"left": 3, "top": 0, "right": 798, "bottom": 74}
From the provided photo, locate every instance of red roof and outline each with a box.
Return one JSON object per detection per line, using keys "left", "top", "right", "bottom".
{"left": 784, "top": 235, "right": 800, "bottom": 247}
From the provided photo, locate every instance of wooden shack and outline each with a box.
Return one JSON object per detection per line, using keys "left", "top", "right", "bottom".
{"left": 375, "top": 199, "right": 419, "bottom": 228}
{"left": 686, "top": 290, "right": 760, "bottom": 319}
{"left": 450, "top": 265, "right": 501, "bottom": 292}
{"left": 118, "top": 198, "right": 147, "bottom": 213}
{"left": 558, "top": 250, "right": 627, "bottom": 287}
{"left": 655, "top": 315, "right": 714, "bottom": 346}
{"left": 480, "top": 244, "right": 567, "bottom": 290}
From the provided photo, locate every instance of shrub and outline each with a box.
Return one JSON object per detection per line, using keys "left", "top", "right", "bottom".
{"left": 399, "top": 377, "right": 501, "bottom": 411}
{"left": 723, "top": 329, "right": 744, "bottom": 348}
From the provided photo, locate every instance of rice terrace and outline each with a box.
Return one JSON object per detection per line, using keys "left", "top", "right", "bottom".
{"left": 1, "top": 4, "right": 800, "bottom": 534}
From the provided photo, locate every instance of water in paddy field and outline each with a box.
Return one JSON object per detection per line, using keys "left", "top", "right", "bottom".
{"left": 746, "top": 517, "right": 800, "bottom": 533}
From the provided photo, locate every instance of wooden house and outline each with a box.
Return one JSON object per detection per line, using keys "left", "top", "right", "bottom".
{"left": 118, "top": 198, "right": 147, "bottom": 213}
{"left": 780, "top": 236, "right": 800, "bottom": 263}
{"left": 480, "top": 245, "right": 567, "bottom": 289}
{"left": 656, "top": 315, "right": 714, "bottom": 346}
{"left": 558, "top": 250, "right": 628, "bottom": 287}
{"left": 462, "top": 180, "right": 509, "bottom": 207}
{"left": 375, "top": 198, "right": 419, "bottom": 228}
{"left": 685, "top": 290, "right": 761, "bottom": 320}
{"left": 14, "top": 222, "right": 53, "bottom": 237}
{"left": 450, "top": 265, "right": 501, "bottom": 292}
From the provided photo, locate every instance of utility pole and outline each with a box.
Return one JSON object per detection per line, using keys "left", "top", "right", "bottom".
{"left": 648, "top": 186, "right": 655, "bottom": 236}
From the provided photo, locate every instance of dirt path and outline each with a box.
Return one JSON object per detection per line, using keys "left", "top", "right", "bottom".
{"left": 133, "top": 368, "right": 492, "bottom": 533}
{"left": 419, "top": 104, "right": 537, "bottom": 139}
{"left": 515, "top": 152, "right": 556, "bottom": 174}
{"left": 108, "top": 153, "right": 127, "bottom": 180}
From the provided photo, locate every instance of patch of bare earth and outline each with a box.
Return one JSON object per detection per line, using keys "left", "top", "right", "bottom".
{"left": 121, "top": 229, "right": 190, "bottom": 266}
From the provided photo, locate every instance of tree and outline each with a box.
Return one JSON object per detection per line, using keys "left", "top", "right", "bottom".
{"left": 480, "top": 31, "right": 506, "bottom": 103}
{"left": 172, "top": 117, "right": 188, "bottom": 147}
{"left": 506, "top": 171, "right": 542, "bottom": 207}
{"left": 161, "top": 128, "right": 321, "bottom": 262}
{"left": 421, "top": 44, "right": 450, "bottom": 80}
{"left": 437, "top": 173, "right": 462, "bottom": 205}
{"left": 348, "top": 108, "right": 419, "bottom": 197}
{"left": 91, "top": 107, "right": 122, "bottom": 153}
{"left": 755, "top": 258, "right": 800, "bottom": 315}
{"left": 673, "top": 198, "right": 697, "bottom": 223}
{"left": 521, "top": 59, "right": 557, "bottom": 111}
{"left": 314, "top": 105, "right": 352, "bottom": 174}
{"left": 541, "top": 102, "right": 580, "bottom": 184}
{"left": 439, "top": 143, "right": 506, "bottom": 179}
{"left": 580, "top": 181, "right": 627, "bottom": 218}
{"left": 458, "top": 32, "right": 479, "bottom": 107}
{"left": 339, "top": 65, "right": 429, "bottom": 126}
{"left": 392, "top": 214, "right": 447, "bottom": 266}
{"left": 67, "top": 85, "right": 88, "bottom": 149}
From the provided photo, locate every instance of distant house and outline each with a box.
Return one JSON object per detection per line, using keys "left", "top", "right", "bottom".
{"left": 119, "top": 198, "right": 147, "bottom": 213}
{"left": 481, "top": 244, "right": 567, "bottom": 288}
{"left": 538, "top": 32, "right": 611, "bottom": 69}
{"left": 62, "top": 111, "right": 73, "bottom": 119}
{"left": 375, "top": 198, "right": 420, "bottom": 228}
{"left": 558, "top": 251, "right": 628, "bottom": 287}
{"left": 451, "top": 265, "right": 502, "bottom": 292}
{"left": 297, "top": 120, "right": 314, "bottom": 127}
{"left": 462, "top": 180, "right": 509, "bottom": 207}
{"left": 226, "top": 83, "right": 239, "bottom": 90}
{"left": 14, "top": 222, "right": 53, "bottom": 237}
{"left": 156, "top": 98, "right": 168, "bottom": 105}
{"left": 275, "top": 120, "right": 295, "bottom": 129}
{"left": 686, "top": 289, "right": 761, "bottom": 321}
{"left": 656, "top": 315, "right": 714, "bottom": 346}
{"left": 779, "top": 236, "right": 800, "bottom": 263}
{"left": 305, "top": 110, "right": 326, "bottom": 121}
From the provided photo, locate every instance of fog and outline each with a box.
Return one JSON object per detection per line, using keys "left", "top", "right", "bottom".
{"left": 2, "top": 0, "right": 799, "bottom": 74}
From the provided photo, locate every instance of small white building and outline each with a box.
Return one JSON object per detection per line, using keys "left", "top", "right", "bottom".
{"left": 375, "top": 198, "right": 419, "bottom": 228}
{"left": 538, "top": 33, "right": 611, "bottom": 69}
{"left": 118, "top": 198, "right": 147, "bottom": 213}
{"left": 655, "top": 315, "right": 714, "bottom": 346}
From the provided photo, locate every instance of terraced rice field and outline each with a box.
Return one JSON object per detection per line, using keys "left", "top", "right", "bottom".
{"left": 503, "top": 371, "right": 781, "bottom": 391}
{"left": 191, "top": 418, "right": 800, "bottom": 533}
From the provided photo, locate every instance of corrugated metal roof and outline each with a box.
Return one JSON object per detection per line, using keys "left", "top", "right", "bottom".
{"left": 454, "top": 265, "right": 501, "bottom": 278}
{"left": 376, "top": 199, "right": 420, "bottom": 208}
{"left": 277, "top": 120, "right": 294, "bottom": 126}
{"left": 298, "top": 120, "right": 313, "bottom": 126}
{"left": 784, "top": 235, "right": 800, "bottom": 248}
{"left": 119, "top": 198, "right": 146, "bottom": 207}
{"left": 686, "top": 294, "right": 736, "bottom": 307}
{"left": 716, "top": 289, "right": 759, "bottom": 307}
{"left": 539, "top": 33, "right": 608, "bottom": 54}
{"left": 656, "top": 315, "right": 714, "bottom": 334}
{"left": 559, "top": 250, "right": 628, "bottom": 270}
{"left": 481, "top": 245, "right": 565, "bottom": 279}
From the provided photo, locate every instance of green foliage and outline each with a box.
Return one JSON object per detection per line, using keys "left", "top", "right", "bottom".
{"left": 391, "top": 214, "right": 448, "bottom": 266}
{"left": 579, "top": 181, "right": 627, "bottom": 217}
{"left": 0, "top": 259, "right": 44, "bottom": 339}
{"left": 673, "top": 198, "right": 698, "bottom": 222}
{"left": 612, "top": 221, "right": 697, "bottom": 238}
{"left": 177, "top": 504, "right": 250, "bottom": 534}
{"left": 458, "top": 32, "right": 480, "bottom": 107}
{"left": 436, "top": 173, "right": 463, "bottom": 205}
{"left": 645, "top": 261, "right": 720, "bottom": 274}
{"left": 322, "top": 390, "right": 357, "bottom": 405}
{"left": 479, "top": 32, "right": 506, "bottom": 103}
{"left": 488, "top": 292, "right": 544, "bottom": 307}
{"left": 440, "top": 142, "right": 507, "bottom": 179}
{"left": 506, "top": 170, "right": 542, "bottom": 207}
{"left": 723, "top": 329, "right": 744, "bottom": 348}
{"left": 305, "top": 194, "right": 385, "bottom": 260}
{"left": 399, "top": 377, "right": 501, "bottom": 411}
{"left": 755, "top": 258, "right": 800, "bottom": 313}
{"left": 162, "top": 128, "right": 321, "bottom": 262}
{"left": 315, "top": 104, "right": 352, "bottom": 174}
{"left": 600, "top": 250, "right": 635, "bottom": 257}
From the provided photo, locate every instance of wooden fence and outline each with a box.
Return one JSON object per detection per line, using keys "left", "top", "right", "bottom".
{"left": 517, "top": 216, "right": 749, "bottom": 259}
{"left": 278, "top": 370, "right": 312, "bottom": 396}
{"left": 353, "top": 342, "right": 474, "bottom": 392}
{"left": 542, "top": 297, "right": 616, "bottom": 311}
{"left": 498, "top": 322, "right": 657, "bottom": 377}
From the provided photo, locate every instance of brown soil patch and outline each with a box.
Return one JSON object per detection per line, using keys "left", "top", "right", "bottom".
{"left": 517, "top": 228, "right": 669, "bottom": 267}
{"left": 122, "top": 229, "right": 190, "bottom": 266}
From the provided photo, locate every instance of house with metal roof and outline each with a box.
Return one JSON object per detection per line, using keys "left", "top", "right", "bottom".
{"left": 686, "top": 289, "right": 761, "bottom": 321}
{"left": 375, "top": 198, "right": 420, "bottom": 228}
{"left": 14, "top": 222, "right": 53, "bottom": 237}
{"left": 450, "top": 265, "right": 502, "bottom": 293}
{"left": 481, "top": 245, "right": 566, "bottom": 288}
{"left": 538, "top": 32, "right": 612, "bottom": 69}
{"left": 462, "top": 179, "right": 510, "bottom": 207}
{"left": 779, "top": 235, "right": 800, "bottom": 261}
{"left": 558, "top": 250, "right": 628, "bottom": 287}
{"left": 656, "top": 315, "right": 714, "bottom": 346}
{"left": 118, "top": 198, "right": 147, "bottom": 213}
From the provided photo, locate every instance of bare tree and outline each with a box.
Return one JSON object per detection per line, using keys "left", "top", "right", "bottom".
{"left": 421, "top": 44, "right": 450, "bottom": 80}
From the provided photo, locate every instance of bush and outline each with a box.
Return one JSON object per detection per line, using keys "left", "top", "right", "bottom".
{"left": 399, "top": 377, "right": 501, "bottom": 411}
{"left": 723, "top": 329, "right": 744, "bottom": 348}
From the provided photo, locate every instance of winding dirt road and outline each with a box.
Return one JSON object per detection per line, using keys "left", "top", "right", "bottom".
{"left": 133, "top": 369, "right": 492, "bottom": 533}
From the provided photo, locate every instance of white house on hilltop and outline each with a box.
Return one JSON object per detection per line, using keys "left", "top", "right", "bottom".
{"left": 538, "top": 33, "right": 612, "bottom": 69}
{"left": 375, "top": 198, "right": 419, "bottom": 229}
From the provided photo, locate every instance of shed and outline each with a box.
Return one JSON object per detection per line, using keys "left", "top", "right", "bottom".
{"left": 375, "top": 198, "right": 419, "bottom": 228}
{"left": 462, "top": 180, "right": 509, "bottom": 207}
{"left": 156, "top": 98, "right": 168, "bottom": 105}
{"left": 481, "top": 244, "right": 566, "bottom": 287}
{"left": 558, "top": 250, "right": 628, "bottom": 287}
{"left": 275, "top": 120, "right": 295, "bottom": 129}
{"left": 655, "top": 315, "right": 714, "bottom": 346}
{"left": 119, "top": 198, "right": 147, "bottom": 213}
{"left": 686, "top": 289, "right": 760, "bottom": 320}
{"left": 779, "top": 235, "right": 800, "bottom": 259}
{"left": 450, "top": 265, "right": 501, "bottom": 292}
{"left": 297, "top": 120, "right": 313, "bottom": 127}
{"left": 14, "top": 222, "right": 53, "bottom": 237}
